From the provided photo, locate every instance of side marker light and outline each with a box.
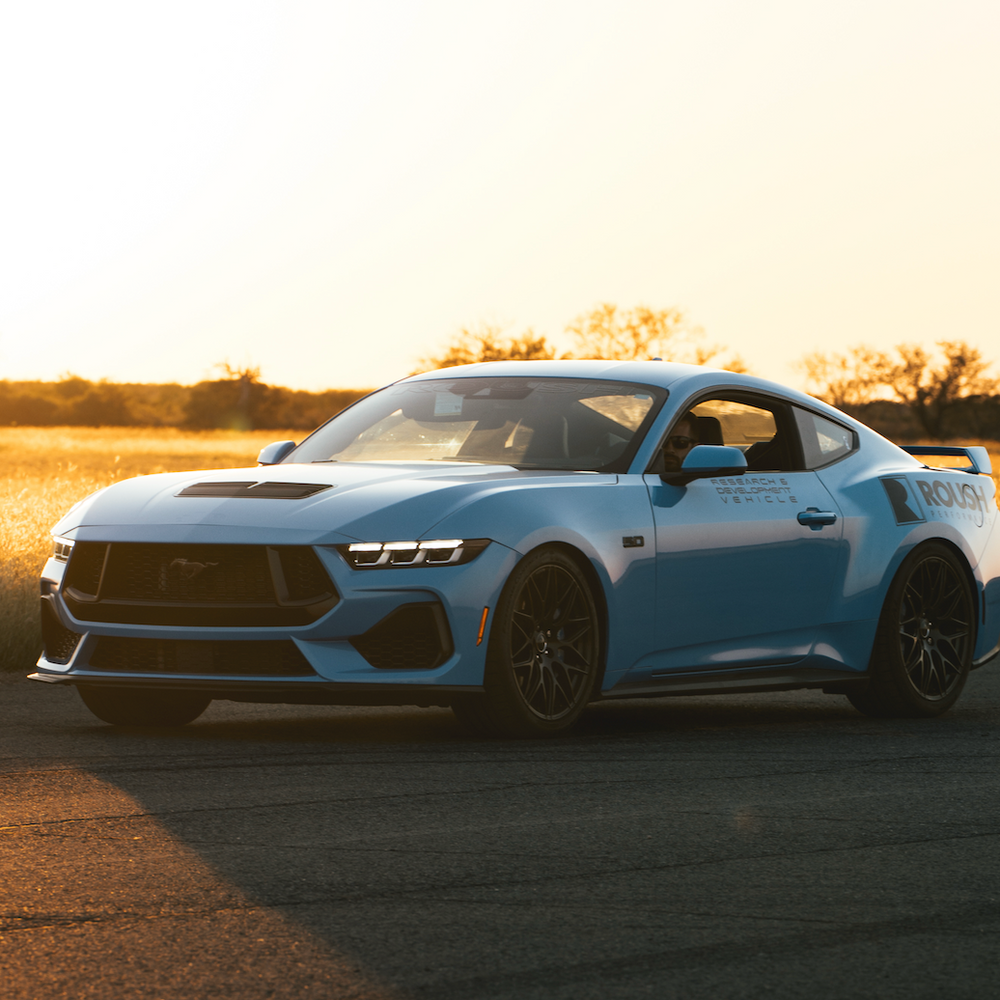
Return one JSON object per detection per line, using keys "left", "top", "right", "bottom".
{"left": 476, "top": 607, "right": 489, "bottom": 646}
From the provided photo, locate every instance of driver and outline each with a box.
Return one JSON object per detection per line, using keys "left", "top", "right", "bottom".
{"left": 661, "top": 412, "right": 699, "bottom": 472}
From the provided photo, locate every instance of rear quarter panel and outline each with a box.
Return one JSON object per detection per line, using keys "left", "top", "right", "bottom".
{"left": 816, "top": 430, "right": 1000, "bottom": 662}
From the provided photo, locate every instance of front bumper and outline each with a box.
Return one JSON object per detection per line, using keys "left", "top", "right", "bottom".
{"left": 34, "top": 537, "right": 518, "bottom": 702}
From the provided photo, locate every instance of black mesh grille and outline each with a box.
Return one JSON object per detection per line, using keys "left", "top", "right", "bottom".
{"left": 64, "top": 543, "right": 107, "bottom": 597}
{"left": 90, "top": 638, "right": 315, "bottom": 676}
{"left": 102, "top": 544, "right": 274, "bottom": 603}
{"left": 40, "top": 600, "right": 84, "bottom": 664}
{"left": 277, "top": 547, "right": 334, "bottom": 602}
{"left": 350, "top": 603, "right": 453, "bottom": 670}
{"left": 63, "top": 543, "right": 338, "bottom": 626}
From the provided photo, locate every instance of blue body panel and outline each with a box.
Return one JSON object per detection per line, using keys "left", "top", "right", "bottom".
{"left": 34, "top": 359, "right": 1000, "bottom": 703}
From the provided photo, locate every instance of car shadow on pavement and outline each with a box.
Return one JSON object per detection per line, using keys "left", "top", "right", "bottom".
{"left": 9, "top": 671, "right": 1000, "bottom": 1000}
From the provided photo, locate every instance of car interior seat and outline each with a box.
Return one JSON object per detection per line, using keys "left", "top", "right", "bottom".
{"left": 695, "top": 416, "right": 724, "bottom": 446}
{"left": 522, "top": 413, "right": 570, "bottom": 463}
{"left": 743, "top": 436, "right": 787, "bottom": 471}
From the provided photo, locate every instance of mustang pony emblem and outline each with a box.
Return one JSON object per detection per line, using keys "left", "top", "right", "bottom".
{"left": 166, "top": 558, "right": 219, "bottom": 581}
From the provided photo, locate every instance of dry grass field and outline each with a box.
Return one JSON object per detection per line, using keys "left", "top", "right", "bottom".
{"left": 1, "top": 427, "right": 299, "bottom": 672}
{"left": 2, "top": 426, "right": 999, "bottom": 674}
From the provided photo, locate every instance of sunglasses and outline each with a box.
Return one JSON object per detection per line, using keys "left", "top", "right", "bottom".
{"left": 666, "top": 436, "right": 696, "bottom": 450}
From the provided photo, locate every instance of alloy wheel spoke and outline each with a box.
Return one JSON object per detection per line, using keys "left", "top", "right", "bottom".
{"left": 525, "top": 667, "right": 546, "bottom": 707}
{"left": 549, "top": 669, "right": 576, "bottom": 709}
{"left": 900, "top": 635, "right": 923, "bottom": 671}
{"left": 544, "top": 671, "right": 560, "bottom": 716}
{"left": 909, "top": 650, "right": 930, "bottom": 694}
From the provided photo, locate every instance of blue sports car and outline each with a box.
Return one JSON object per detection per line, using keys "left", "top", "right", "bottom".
{"left": 32, "top": 360, "right": 1000, "bottom": 736}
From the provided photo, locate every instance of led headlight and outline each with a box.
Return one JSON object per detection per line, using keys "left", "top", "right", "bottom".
{"left": 338, "top": 538, "right": 491, "bottom": 569}
{"left": 52, "top": 536, "right": 75, "bottom": 562}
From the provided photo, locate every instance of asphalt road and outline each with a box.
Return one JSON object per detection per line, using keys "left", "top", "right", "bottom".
{"left": 3, "top": 669, "right": 1000, "bottom": 1000}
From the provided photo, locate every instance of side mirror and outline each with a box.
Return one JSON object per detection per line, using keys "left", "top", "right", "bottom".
{"left": 257, "top": 440, "right": 297, "bottom": 466}
{"left": 661, "top": 445, "right": 747, "bottom": 485}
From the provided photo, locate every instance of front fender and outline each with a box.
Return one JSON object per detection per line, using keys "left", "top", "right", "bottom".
{"left": 430, "top": 475, "right": 657, "bottom": 684}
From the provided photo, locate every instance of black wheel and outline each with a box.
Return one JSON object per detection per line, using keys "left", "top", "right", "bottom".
{"left": 78, "top": 686, "right": 211, "bottom": 727}
{"left": 849, "top": 543, "right": 974, "bottom": 718}
{"left": 454, "top": 547, "right": 603, "bottom": 738}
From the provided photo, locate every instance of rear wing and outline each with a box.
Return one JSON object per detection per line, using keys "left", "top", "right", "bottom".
{"left": 901, "top": 445, "right": 993, "bottom": 475}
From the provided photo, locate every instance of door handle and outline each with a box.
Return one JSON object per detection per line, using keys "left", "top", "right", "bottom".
{"left": 797, "top": 508, "right": 837, "bottom": 530}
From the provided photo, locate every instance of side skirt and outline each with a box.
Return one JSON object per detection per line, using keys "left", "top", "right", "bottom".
{"left": 601, "top": 666, "right": 867, "bottom": 700}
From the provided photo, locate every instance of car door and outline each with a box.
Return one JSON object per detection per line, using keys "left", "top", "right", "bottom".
{"left": 641, "top": 393, "right": 845, "bottom": 673}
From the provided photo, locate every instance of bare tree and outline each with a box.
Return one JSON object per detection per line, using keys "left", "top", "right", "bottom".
{"left": 796, "top": 340, "right": 994, "bottom": 438}
{"left": 567, "top": 303, "right": 747, "bottom": 371}
{"left": 417, "top": 324, "right": 559, "bottom": 371}
{"left": 795, "top": 345, "right": 891, "bottom": 409}
{"left": 420, "top": 305, "right": 746, "bottom": 374}
{"left": 887, "top": 341, "right": 993, "bottom": 439}
{"left": 215, "top": 361, "right": 263, "bottom": 429}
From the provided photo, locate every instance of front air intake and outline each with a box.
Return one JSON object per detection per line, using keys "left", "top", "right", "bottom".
{"left": 40, "top": 599, "right": 84, "bottom": 664}
{"left": 89, "top": 638, "right": 315, "bottom": 676}
{"left": 350, "top": 601, "right": 454, "bottom": 670}
{"left": 350, "top": 603, "right": 453, "bottom": 670}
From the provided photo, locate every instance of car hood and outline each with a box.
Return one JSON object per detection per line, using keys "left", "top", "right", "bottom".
{"left": 53, "top": 461, "right": 612, "bottom": 545}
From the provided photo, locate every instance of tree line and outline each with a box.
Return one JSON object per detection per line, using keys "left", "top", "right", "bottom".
{"left": 0, "top": 366, "right": 370, "bottom": 431}
{"left": 796, "top": 341, "right": 996, "bottom": 439}
{"left": 423, "top": 305, "right": 998, "bottom": 441}
{"left": 1, "top": 304, "right": 732, "bottom": 432}
{"left": 2, "top": 304, "right": 996, "bottom": 439}
{"left": 418, "top": 303, "right": 746, "bottom": 371}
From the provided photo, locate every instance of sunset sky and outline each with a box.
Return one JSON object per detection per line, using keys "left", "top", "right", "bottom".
{"left": 1, "top": 1, "right": 997, "bottom": 392}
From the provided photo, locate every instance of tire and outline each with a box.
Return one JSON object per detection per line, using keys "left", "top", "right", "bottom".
{"left": 78, "top": 686, "right": 211, "bottom": 727}
{"left": 849, "top": 543, "right": 974, "bottom": 718}
{"left": 454, "top": 547, "right": 603, "bottom": 738}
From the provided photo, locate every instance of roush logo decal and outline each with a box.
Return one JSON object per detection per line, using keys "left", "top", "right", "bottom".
{"left": 882, "top": 475, "right": 990, "bottom": 528}
{"left": 916, "top": 478, "right": 988, "bottom": 527}
{"left": 881, "top": 477, "right": 924, "bottom": 524}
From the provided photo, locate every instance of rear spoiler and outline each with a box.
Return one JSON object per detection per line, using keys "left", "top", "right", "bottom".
{"left": 901, "top": 445, "right": 993, "bottom": 475}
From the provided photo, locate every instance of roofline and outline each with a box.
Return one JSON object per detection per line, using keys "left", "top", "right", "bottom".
{"left": 399, "top": 358, "right": 892, "bottom": 440}
{"left": 402, "top": 358, "right": 713, "bottom": 390}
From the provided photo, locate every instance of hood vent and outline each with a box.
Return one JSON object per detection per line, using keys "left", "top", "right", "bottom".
{"left": 177, "top": 481, "right": 334, "bottom": 499}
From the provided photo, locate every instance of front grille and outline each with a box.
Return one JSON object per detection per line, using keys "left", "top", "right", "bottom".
{"left": 65, "top": 543, "right": 106, "bottom": 595}
{"left": 350, "top": 603, "right": 453, "bottom": 670}
{"left": 103, "top": 544, "right": 274, "bottom": 603}
{"left": 40, "top": 599, "right": 84, "bottom": 664}
{"left": 89, "top": 638, "right": 315, "bottom": 676}
{"left": 277, "top": 547, "right": 335, "bottom": 602}
{"left": 63, "top": 543, "right": 337, "bottom": 626}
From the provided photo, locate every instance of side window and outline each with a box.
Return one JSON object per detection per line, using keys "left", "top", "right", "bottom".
{"left": 793, "top": 408, "right": 855, "bottom": 469}
{"left": 689, "top": 398, "right": 795, "bottom": 472}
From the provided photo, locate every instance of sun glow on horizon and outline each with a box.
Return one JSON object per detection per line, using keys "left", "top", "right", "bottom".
{"left": 1, "top": 0, "right": 998, "bottom": 393}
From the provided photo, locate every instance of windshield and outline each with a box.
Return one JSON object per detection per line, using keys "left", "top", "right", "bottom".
{"left": 289, "top": 377, "right": 667, "bottom": 472}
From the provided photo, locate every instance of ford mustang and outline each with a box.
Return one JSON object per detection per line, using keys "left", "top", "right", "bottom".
{"left": 31, "top": 360, "right": 1000, "bottom": 736}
